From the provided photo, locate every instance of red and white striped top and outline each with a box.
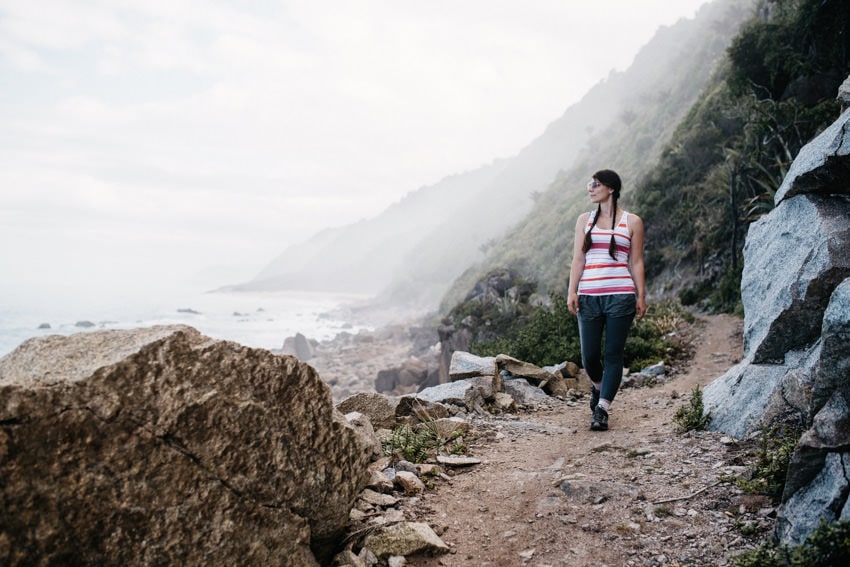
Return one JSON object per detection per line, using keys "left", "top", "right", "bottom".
{"left": 578, "top": 210, "right": 636, "bottom": 296}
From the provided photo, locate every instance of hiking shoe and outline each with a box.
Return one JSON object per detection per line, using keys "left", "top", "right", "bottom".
{"left": 589, "top": 386, "right": 600, "bottom": 412}
{"left": 590, "top": 406, "right": 609, "bottom": 431}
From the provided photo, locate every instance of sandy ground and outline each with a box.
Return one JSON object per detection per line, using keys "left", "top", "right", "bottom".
{"left": 400, "top": 314, "right": 770, "bottom": 567}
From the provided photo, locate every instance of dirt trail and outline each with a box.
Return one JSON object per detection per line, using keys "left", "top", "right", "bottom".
{"left": 404, "top": 314, "right": 766, "bottom": 567}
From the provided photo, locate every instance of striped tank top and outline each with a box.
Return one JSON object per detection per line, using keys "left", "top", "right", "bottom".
{"left": 577, "top": 210, "right": 636, "bottom": 295}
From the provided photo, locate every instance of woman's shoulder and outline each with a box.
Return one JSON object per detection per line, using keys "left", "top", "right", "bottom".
{"left": 624, "top": 211, "right": 645, "bottom": 231}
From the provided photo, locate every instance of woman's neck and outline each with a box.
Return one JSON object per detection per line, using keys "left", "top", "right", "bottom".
{"left": 598, "top": 199, "right": 616, "bottom": 218}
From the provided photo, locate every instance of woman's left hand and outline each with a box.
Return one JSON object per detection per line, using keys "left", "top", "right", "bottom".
{"left": 636, "top": 297, "right": 647, "bottom": 320}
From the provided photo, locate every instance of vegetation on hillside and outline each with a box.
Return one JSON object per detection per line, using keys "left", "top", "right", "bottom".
{"left": 442, "top": 0, "right": 850, "bottom": 315}
{"left": 447, "top": 281, "right": 694, "bottom": 372}
{"left": 636, "top": 0, "right": 849, "bottom": 312}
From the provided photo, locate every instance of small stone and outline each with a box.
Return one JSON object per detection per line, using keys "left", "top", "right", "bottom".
{"left": 359, "top": 488, "right": 399, "bottom": 508}
{"left": 394, "top": 471, "right": 425, "bottom": 495}
{"left": 363, "top": 522, "right": 449, "bottom": 558}
{"left": 436, "top": 455, "right": 481, "bottom": 467}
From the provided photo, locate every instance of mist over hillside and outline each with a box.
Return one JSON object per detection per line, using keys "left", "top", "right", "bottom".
{"left": 232, "top": 0, "right": 755, "bottom": 317}
{"left": 440, "top": 0, "right": 756, "bottom": 311}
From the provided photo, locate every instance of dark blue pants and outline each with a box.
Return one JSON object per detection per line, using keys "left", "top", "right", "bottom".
{"left": 577, "top": 294, "right": 636, "bottom": 403}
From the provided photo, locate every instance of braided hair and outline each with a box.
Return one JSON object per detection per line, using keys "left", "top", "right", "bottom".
{"left": 581, "top": 169, "right": 622, "bottom": 261}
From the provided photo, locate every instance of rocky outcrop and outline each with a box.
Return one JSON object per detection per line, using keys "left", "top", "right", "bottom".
{"left": 0, "top": 326, "right": 373, "bottom": 566}
{"left": 703, "top": 102, "right": 850, "bottom": 545}
{"left": 282, "top": 331, "right": 317, "bottom": 360}
{"left": 374, "top": 358, "right": 432, "bottom": 395}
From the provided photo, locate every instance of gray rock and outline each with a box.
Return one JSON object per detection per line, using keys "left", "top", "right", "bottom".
{"left": 414, "top": 376, "right": 494, "bottom": 408}
{"left": 281, "top": 331, "right": 315, "bottom": 360}
{"left": 812, "top": 277, "right": 850, "bottom": 414}
{"left": 449, "top": 351, "right": 496, "bottom": 380}
{"left": 495, "top": 354, "right": 555, "bottom": 385}
{"left": 375, "top": 358, "right": 429, "bottom": 394}
{"left": 774, "top": 108, "right": 850, "bottom": 203}
{"left": 703, "top": 360, "right": 786, "bottom": 439}
{"left": 641, "top": 362, "right": 666, "bottom": 376}
{"left": 0, "top": 325, "right": 371, "bottom": 565}
{"left": 436, "top": 455, "right": 481, "bottom": 466}
{"left": 345, "top": 411, "right": 382, "bottom": 458}
{"left": 741, "top": 194, "right": 850, "bottom": 363}
{"left": 838, "top": 74, "right": 850, "bottom": 106}
{"left": 503, "top": 378, "right": 550, "bottom": 405}
{"left": 363, "top": 522, "right": 449, "bottom": 559}
{"left": 394, "top": 396, "right": 450, "bottom": 421}
{"left": 776, "top": 452, "right": 850, "bottom": 546}
{"left": 704, "top": 96, "right": 850, "bottom": 548}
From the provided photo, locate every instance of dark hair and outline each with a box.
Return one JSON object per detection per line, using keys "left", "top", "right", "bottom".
{"left": 582, "top": 169, "right": 622, "bottom": 260}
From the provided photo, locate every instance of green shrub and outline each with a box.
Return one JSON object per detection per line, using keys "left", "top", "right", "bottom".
{"left": 673, "top": 385, "right": 712, "bottom": 432}
{"left": 381, "top": 422, "right": 469, "bottom": 464}
{"left": 736, "top": 424, "right": 803, "bottom": 503}
{"left": 734, "top": 520, "right": 850, "bottom": 567}
{"left": 382, "top": 424, "right": 436, "bottom": 464}
{"left": 471, "top": 293, "right": 581, "bottom": 367}
{"left": 472, "top": 295, "right": 694, "bottom": 372}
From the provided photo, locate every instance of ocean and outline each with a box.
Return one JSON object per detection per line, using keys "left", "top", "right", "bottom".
{"left": 0, "top": 286, "right": 372, "bottom": 358}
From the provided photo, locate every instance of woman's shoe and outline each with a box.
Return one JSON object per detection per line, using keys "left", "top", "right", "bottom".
{"left": 590, "top": 406, "right": 609, "bottom": 431}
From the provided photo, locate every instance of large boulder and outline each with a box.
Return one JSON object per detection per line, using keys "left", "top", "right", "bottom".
{"left": 374, "top": 358, "right": 429, "bottom": 395}
{"left": 740, "top": 194, "right": 850, "bottom": 364}
{"left": 703, "top": 98, "right": 850, "bottom": 546}
{"left": 0, "top": 325, "right": 372, "bottom": 566}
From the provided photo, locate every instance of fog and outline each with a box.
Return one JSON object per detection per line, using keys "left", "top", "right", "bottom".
{"left": 0, "top": 0, "right": 709, "bottom": 313}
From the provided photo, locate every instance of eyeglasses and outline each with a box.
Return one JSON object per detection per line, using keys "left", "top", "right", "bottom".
{"left": 587, "top": 180, "right": 603, "bottom": 189}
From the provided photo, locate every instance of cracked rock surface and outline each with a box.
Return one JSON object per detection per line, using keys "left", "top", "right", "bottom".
{"left": 0, "top": 325, "right": 372, "bottom": 566}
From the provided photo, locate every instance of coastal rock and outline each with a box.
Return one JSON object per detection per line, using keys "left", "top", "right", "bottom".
{"left": 281, "top": 331, "right": 316, "bottom": 360}
{"left": 0, "top": 325, "right": 372, "bottom": 566}
{"left": 375, "top": 358, "right": 429, "bottom": 395}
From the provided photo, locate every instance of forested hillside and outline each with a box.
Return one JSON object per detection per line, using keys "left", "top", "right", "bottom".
{"left": 446, "top": 0, "right": 850, "bottom": 315}
{"left": 440, "top": 0, "right": 755, "bottom": 311}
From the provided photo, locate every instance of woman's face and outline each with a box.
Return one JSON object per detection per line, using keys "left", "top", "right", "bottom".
{"left": 587, "top": 179, "right": 613, "bottom": 203}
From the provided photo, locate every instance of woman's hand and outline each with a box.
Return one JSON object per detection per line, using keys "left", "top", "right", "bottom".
{"left": 568, "top": 291, "right": 579, "bottom": 315}
{"left": 636, "top": 296, "right": 647, "bottom": 320}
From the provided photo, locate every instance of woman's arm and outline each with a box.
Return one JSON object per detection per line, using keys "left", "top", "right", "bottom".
{"left": 628, "top": 214, "right": 647, "bottom": 320}
{"left": 567, "top": 213, "right": 589, "bottom": 315}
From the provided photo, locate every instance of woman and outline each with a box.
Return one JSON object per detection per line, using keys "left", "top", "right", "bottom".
{"left": 567, "top": 169, "right": 647, "bottom": 431}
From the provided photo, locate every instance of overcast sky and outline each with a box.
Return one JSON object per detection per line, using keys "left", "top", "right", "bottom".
{"left": 0, "top": 0, "right": 710, "bottom": 304}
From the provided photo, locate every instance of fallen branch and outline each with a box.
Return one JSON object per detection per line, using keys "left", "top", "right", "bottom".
{"left": 652, "top": 480, "right": 722, "bottom": 505}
